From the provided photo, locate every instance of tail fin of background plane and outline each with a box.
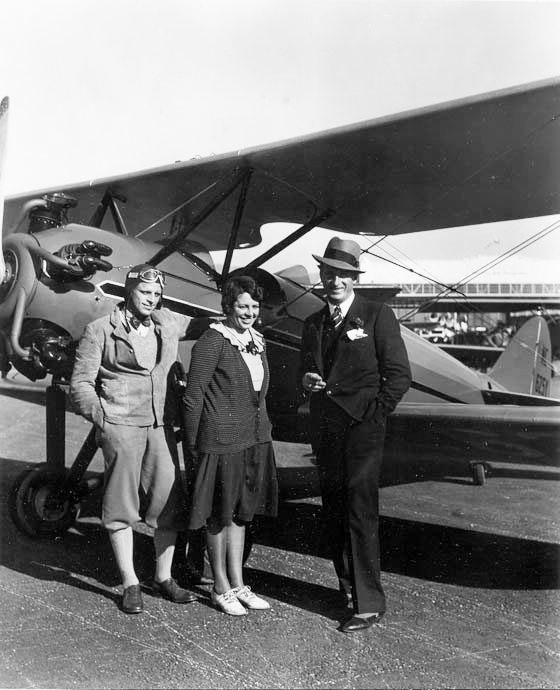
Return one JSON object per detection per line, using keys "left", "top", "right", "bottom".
{"left": 488, "top": 316, "right": 554, "bottom": 397}
{"left": 0, "top": 96, "right": 9, "bottom": 283}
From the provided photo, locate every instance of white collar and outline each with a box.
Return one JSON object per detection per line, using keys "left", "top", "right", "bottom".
{"left": 210, "top": 322, "right": 265, "bottom": 354}
{"left": 327, "top": 293, "right": 355, "bottom": 318}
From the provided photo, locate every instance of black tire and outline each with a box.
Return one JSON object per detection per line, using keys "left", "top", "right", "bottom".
{"left": 472, "top": 462, "right": 486, "bottom": 486}
{"left": 8, "top": 466, "right": 79, "bottom": 538}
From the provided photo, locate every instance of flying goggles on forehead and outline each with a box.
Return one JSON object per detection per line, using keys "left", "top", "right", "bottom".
{"left": 127, "top": 267, "right": 166, "bottom": 286}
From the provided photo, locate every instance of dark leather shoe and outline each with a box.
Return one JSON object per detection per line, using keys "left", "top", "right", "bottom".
{"left": 122, "top": 584, "right": 143, "bottom": 614}
{"left": 153, "top": 577, "right": 197, "bottom": 603}
{"left": 340, "top": 612, "right": 384, "bottom": 633}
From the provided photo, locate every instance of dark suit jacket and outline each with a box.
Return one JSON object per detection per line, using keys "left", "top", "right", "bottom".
{"left": 300, "top": 294, "right": 411, "bottom": 423}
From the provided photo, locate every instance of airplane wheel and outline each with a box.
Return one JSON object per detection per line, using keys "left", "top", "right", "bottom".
{"left": 8, "top": 466, "right": 79, "bottom": 538}
{"left": 471, "top": 462, "right": 486, "bottom": 486}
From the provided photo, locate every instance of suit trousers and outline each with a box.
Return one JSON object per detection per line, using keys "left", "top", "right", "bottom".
{"left": 314, "top": 394, "right": 386, "bottom": 614}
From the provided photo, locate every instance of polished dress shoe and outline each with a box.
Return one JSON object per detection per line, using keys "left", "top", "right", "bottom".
{"left": 152, "top": 577, "right": 198, "bottom": 603}
{"left": 122, "top": 584, "right": 144, "bottom": 614}
{"left": 340, "top": 612, "right": 384, "bottom": 633}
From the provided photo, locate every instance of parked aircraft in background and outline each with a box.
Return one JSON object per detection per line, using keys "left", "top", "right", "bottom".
{"left": 401, "top": 315, "right": 507, "bottom": 370}
{"left": 1, "top": 78, "right": 559, "bottom": 538}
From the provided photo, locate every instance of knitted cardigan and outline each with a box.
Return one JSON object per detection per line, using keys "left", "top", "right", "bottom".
{"left": 182, "top": 327, "right": 273, "bottom": 454}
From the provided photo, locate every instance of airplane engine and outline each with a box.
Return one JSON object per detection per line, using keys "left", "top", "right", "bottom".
{"left": 0, "top": 194, "right": 164, "bottom": 380}
{"left": 1, "top": 192, "right": 227, "bottom": 381}
{"left": 0, "top": 234, "right": 109, "bottom": 379}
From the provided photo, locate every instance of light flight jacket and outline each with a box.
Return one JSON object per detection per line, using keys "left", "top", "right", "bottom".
{"left": 70, "top": 305, "right": 191, "bottom": 428}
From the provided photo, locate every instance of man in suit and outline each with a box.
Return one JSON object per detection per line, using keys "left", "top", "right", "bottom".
{"left": 300, "top": 237, "right": 411, "bottom": 633}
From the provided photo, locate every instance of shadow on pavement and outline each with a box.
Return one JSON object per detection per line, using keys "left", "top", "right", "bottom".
{"left": 1, "top": 456, "right": 159, "bottom": 597}
{"left": 250, "top": 500, "right": 560, "bottom": 591}
{"left": 0, "top": 385, "right": 47, "bottom": 407}
{"left": 380, "top": 443, "right": 560, "bottom": 486}
{"left": 243, "top": 565, "right": 350, "bottom": 622}
{"left": 2, "top": 454, "right": 559, "bottom": 622}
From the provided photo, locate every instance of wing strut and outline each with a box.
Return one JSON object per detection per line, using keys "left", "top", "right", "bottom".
{"left": 220, "top": 168, "right": 253, "bottom": 286}
{"left": 243, "top": 208, "right": 334, "bottom": 271}
{"left": 88, "top": 189, "right": 129, "bottom": 235}
{"left": 148, "top": 166, "right": 249, "bottom": 268}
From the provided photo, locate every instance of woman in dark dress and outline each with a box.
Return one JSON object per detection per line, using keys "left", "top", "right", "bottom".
{"left": 182, "top": 275, "right": 278, "bottom": 616}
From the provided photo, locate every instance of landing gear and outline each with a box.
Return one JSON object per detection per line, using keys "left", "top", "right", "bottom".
{"left": 9, "top": 466, "right": 79, "bottom": 538}
{"left": 470, "top": 461, "right": 489, "bottom": 486}
{"left": 8, "top": 378, "right": 100, "bottom": 538}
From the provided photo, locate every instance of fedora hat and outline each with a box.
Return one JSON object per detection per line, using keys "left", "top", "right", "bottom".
{"left": 312, "top": 237, "right": 364, "bottom": 273}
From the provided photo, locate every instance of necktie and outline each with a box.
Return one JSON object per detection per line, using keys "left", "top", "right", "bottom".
{"left": 126, "top": 311, "right": 152, "bottom": 331}
{"left": 331, "top": 305, "right": 343, "bottom": 329}
{"left": 128, "top": 313, "right": 151, "bottom": 329}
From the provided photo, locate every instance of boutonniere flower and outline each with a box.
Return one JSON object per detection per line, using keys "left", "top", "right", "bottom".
{"left": 349, "top": 317, "right": 364, "bottom": 329}
{"left": 345, "top": 317, "right": 368, "bottom": 341}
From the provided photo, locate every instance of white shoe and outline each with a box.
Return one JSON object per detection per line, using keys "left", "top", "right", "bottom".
{"left": 211, "top": 588, "right": 248, "bottom": 616}
{"left": 233, "top": 585, "right": 271, "bottom": 610}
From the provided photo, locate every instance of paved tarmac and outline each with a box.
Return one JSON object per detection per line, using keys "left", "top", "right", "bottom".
{"left": 1, "top": 376, "right": 559, "bottom": 689}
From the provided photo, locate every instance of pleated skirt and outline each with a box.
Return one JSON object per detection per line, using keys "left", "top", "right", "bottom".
{"left": 187, "top": 442, "right": 278, "bottom": 530}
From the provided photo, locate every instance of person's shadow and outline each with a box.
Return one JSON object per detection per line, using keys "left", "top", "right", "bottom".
{"left": 247, "top": 499, "right": 560, "bottom": 592}
{"left": 0, "top": 456, "right": 207, "bottom": 609}
{"left": 2, "top": 454, "right": 559, "bottom": 623}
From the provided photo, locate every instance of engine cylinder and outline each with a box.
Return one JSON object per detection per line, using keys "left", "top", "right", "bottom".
{"left": 27, "top": 192, "right": 77, "bottom": 233}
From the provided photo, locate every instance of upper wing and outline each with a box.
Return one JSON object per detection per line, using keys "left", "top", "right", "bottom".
{"left": 4, "top": 77, "right": 560, "bottom": 249}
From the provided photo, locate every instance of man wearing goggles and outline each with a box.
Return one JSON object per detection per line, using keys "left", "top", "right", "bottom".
{"left": 71, "top": 264, "right": 199, "bottom": 614}
{"left": 122, "top": 266, "right": 166, "bottom": 330}
{"left": 125, "top": 266, "right": 166, "bottom": 287}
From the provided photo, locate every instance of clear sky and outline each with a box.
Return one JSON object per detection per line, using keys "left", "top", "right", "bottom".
{"left": 1, "top": 0, "right": 559, "bottom": 283}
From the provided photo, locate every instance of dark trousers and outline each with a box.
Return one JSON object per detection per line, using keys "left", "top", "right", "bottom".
{"left": 315, "top": 395, "right": 386, "bottom": 614}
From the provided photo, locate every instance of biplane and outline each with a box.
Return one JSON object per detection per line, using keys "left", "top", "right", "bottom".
{"left": 1, "top": 77, "right": 559, "bottom": 539}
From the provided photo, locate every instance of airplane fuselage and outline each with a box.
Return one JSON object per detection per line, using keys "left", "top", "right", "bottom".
{"left": 1, "top": 223, "right": 558, "bottom": 466}
{"left": 0, "top": 224, "right": 500, "bottom": 403}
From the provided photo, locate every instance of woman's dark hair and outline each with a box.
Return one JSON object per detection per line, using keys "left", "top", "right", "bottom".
{"left": 221, "top": 275, "right": 263, "bottom": 314}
